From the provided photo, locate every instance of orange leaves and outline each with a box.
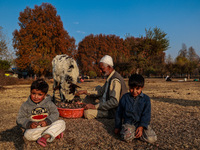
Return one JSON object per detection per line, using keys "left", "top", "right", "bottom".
{"left": 77, "top": 31, "right": 169, "bottom": 76}
{"left": 77, "top": 34, "right": 129, "bottom": 76}
{"left": 13, "top": 3, "right": 75, "bottom": 76}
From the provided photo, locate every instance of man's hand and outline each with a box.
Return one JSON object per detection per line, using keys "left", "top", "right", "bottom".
{"left": 75, "top": 90, "right": 87, "bottom": 96}
{"left": 30, "top": 122, "right": 38, "bottom": 129}
{"left": 84, "top": 104, "right": 96, "bottom": 110}
{"left": 38, "top": 120, "right": 47, "bottom": 127}
{"left": 135, "top": 126, "right": 144, "bottom": 138}
{"left": 114, "top": 128, "right": 120, "bottom": 134}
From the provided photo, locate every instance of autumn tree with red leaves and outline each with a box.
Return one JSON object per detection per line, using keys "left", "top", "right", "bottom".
{"left": 77, "top": 34, "right": 129, "bottom": 76}
{"left": 77, "top": 27, "right": 169, "bottom": 77}
{"left": 13, "top": 3, "right": 76, "bottom": 76}
{"left": 124, "top": 37, "right": 147, "bottom": 74}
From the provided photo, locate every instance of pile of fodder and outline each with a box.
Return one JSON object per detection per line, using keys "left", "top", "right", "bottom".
{"left": 56, "top": 96, "right": 85, "bottom": 109}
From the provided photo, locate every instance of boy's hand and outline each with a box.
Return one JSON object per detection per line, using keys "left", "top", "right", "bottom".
{"left": 84, "top": 104, "right": 96, "bottom": 110}
{"left": 30, "top": 122, "right": 38, "bottom": 129}
{"left": 38, "top": 120, "right": 47, "bottom": 127}
{"left": 135, "top": 126, "right": 143, "bottom": 138}
{"left": 114, "top": 128, "right": 120, "bottom": 134}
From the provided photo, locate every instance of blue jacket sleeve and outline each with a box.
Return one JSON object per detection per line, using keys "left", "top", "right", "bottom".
{"left": 115, "top": 96, "right": 124, "bottom": 129}
{"left": 139, "top": 95, "right": 151, "bottom": 129}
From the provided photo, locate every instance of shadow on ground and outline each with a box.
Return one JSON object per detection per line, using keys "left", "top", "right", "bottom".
{"left": 0, "top": 125, "right": 25, "bottom": 150}
{"left": 96, "top": 118, "right": 116, "bottom": 135}
{"left": 151, "top": 96, "right": 200, "bottom": 106}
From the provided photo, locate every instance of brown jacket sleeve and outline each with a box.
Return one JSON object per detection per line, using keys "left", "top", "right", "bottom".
{"left": 87, "top": 83, "right": 106, "bottom": 97}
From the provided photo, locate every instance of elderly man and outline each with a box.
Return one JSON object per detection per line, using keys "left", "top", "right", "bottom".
{"left": 76, "top": 55, "right": 127, "bottom": 119}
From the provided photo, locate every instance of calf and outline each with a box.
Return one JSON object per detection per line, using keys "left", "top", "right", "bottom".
{"left": 52, "top": 54, "right": 79, "bottom": 103}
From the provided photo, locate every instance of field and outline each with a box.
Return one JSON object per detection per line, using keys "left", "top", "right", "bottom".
{"left": 0, "top": 78, "right": 200, "bottom": 150}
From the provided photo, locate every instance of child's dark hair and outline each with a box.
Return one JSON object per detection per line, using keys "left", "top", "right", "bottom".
{"left": 31, "top": 79, "right": 49, "bottom": 94}
{"left": 128, "top": 74, "right": 144, "bottom": 88}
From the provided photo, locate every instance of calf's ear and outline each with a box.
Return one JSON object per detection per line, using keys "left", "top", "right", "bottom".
{"left": 70, "top": 83, "right": 81, "bottom": 89}
{"left": 69, "top": 83, "right": 81, "bottom": 94}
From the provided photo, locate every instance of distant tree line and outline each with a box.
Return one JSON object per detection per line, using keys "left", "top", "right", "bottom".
{"left": 76, "top": 27, "right": 170, "bottom": 77}
{"left": 166, "top": 44, "right": 200, "bottom": 79}
{"left": 1, "top": 3, "right": 199, "bottom": 79}
{"left": 77, "top": 33, "right": 200, "bottom": 79}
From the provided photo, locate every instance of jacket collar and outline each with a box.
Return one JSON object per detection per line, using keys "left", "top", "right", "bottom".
{"left": 130, "top": 91, "right": 144, "bottom": 98}
{"left": 27, "top": 95, "right": 51, "bottom": 105}
{"left": 140, "top": 92, "right": 144, "bottom": 97}
{"left": 106, "top": 70, "right": 115, "bottom": 82}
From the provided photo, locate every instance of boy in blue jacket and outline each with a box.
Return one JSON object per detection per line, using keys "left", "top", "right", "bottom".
{"left": 114, "top": 74, "right": 157, "bottom": 143}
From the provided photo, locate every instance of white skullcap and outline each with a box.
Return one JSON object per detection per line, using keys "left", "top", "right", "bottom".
{"left": 99, "top": 55, "right": 114, "bottom": 67}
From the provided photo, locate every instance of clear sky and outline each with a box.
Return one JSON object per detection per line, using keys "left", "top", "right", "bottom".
{"left": 0, "top": 0, "right": 200, "bottom": 59}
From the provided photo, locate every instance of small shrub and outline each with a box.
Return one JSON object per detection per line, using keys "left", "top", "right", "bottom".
{"left": 0, "top": 59, "right": 11, "bottom": 71}
{"left": 89, "top": 71, "right": 97, "bottom": 79}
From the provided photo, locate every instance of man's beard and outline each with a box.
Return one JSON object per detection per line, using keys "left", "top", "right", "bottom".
{"left": 103, "top": 71, "right": 109, "bottom": 77}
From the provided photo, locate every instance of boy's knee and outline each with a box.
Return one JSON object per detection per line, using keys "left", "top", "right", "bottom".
{"left": 147, "top": 135, "right": 157, "bottom": 143}
{"left": 142, "top": 126, "right": 157, "bottom": 143}
{"left": 121, "top": 135, "right": 134, "bottom": 142}
{"left": 56, "top": 120, "right": 66, "bottom": 126}
{"left": 84, "top": 110, "right": 95, "bottom": 119}
{"left": 24, "top": 130, "right": 39, "bottom": 141}
{"left": 141, "top": 134, "right": 157, "bottom": 143}
{"left": 120, "top": 124, "right": 135, "bottom": 142}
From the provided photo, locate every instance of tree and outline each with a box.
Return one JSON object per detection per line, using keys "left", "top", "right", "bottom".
{"left": 76, "top": 34, "right": 99, "bottom": 76}
{"left": 0, "top": 27, "right": 8, "bottom": 60}
{"left": 124, "top": 37, "right": 146, "bottom": 74}
{"left": 77, "top": 34, "right": 129, "bottom": 76}
{"left": 0, "top": 27, "right": 12, "bottom": 73}
{"left": 188, "top": 46, "right": 199, "bottom": 61}
{"left": 175, "top": 55, "right": 189, "bottom": 77}
{"left": 175, "top": 44, "right": 189, "bottom": 77}
{"left": 187, "top": 46, "right": 199, "bottom": 78}
{"left": 0, "top": 59, "right": 11, "bottom": 71}
{"left": 178, "top": 43, "right": 187, "bottom": 57}
{"left": 145, "top": 27, "right": 169, "bottom": 54}
{"left": 143, "top": 27, "right": 169, "bottom": 77}
{"left": 13, "top": 3, "right": 76, "bottom": 76}
{"left": 174, "top": 44, "right": 200, "bottom": 78}
{"left": 173, "top": 44, "right": 200, "bottom": 78}
{"left": 165, "top": 54, "right": 175, "bottom": 76}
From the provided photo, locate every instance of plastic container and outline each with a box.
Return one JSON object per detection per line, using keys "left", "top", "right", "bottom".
{"left": 57, "top": 107, "right": 84, "bottom": 118}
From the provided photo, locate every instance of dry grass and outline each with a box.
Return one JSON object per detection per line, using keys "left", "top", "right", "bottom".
{"left": 0, "top": 78, "right": 200, "bottom": 150}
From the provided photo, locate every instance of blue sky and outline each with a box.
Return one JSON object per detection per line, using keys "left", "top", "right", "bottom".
{"left": 0, "top": 0, "right": 200, "bottom": 59}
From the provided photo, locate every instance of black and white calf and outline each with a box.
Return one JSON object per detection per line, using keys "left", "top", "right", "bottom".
{"left": 52, "top": 54, "right": 80, "bottom": 103}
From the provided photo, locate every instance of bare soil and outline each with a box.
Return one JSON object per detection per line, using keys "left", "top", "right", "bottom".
{"left": 0, "top": 78, "right": 200, "bottom": 150}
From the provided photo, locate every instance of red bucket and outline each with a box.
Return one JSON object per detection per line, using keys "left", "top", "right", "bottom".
{"left": 57, "top": 107, "right": 84, "bottom": 118}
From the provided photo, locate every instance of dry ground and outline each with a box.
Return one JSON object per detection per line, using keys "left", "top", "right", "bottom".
{"left": 0, "top": 78, "right": 200, "bottom": 150}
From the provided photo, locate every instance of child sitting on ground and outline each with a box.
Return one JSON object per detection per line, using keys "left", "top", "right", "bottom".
{"left": 114, "top": 74, "right": 157, "bottom": 143}
{"left": 16, "top": 79, "right": 66, "bottom": 147}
